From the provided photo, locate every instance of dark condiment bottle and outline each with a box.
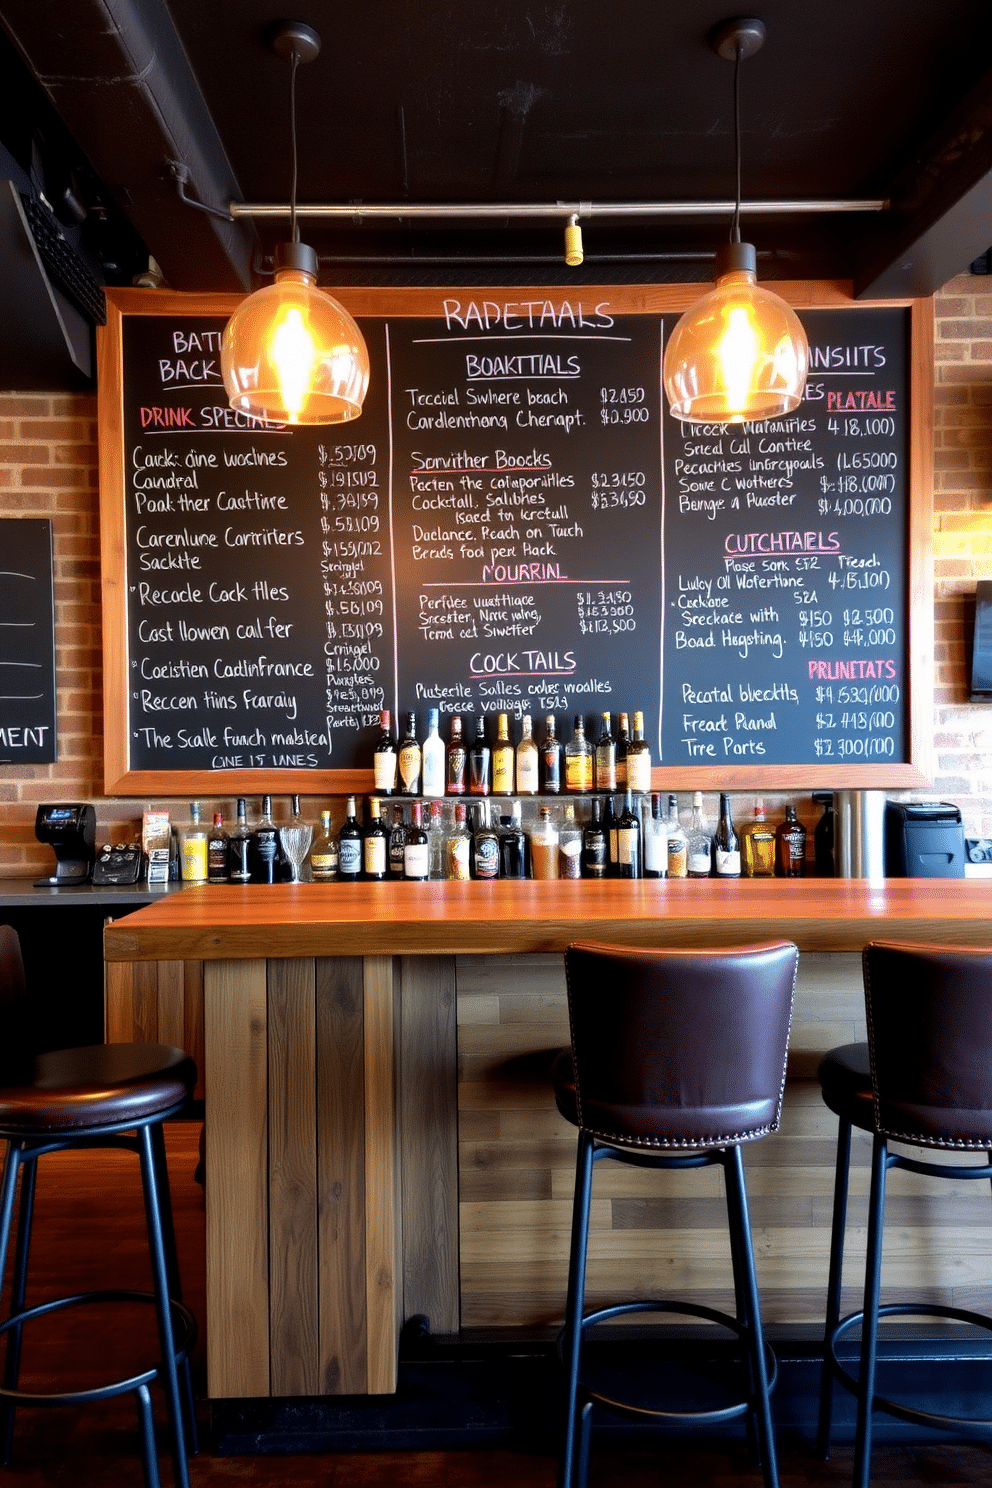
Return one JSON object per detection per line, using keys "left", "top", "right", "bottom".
{"left": 469, "top": 717, "right": 491, "bottom": 796}
{"left": 581, "top": 796, "right": 608, "bottom": 879}
{"left": 446, "top": 715, "right": 467, "bottom": 795}
{"left": 388, "top": 804, "right": 407, "bottom": 877}
{"left": 250, "top": 795, "right": 279, "bottom": 884}
{"left": 775, "top": 804, "right": 807, "bottom": 877}
{"left": 227, "top": 798, "right": 252, "bottom": 884}
{"left": 813, "top": 792, "right": 835, "bottom": 876}
{"left": 540, "top": 714, "right": 563, "bottom": 795}
{"left": 498, "top": 802, "right": 529, "bottom": 879}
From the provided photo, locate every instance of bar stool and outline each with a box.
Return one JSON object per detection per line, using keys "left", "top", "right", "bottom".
{"left": 0, "top": 924, "right": 198, "bottom": 1488}
{"left": 817, "top": 941, "right": 992, "bottom": 1488}
{"left": 553, "top": 940, "right": 798, "bottom": 1488}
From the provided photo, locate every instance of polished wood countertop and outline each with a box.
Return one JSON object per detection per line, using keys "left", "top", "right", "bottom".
{"left": 102, "top": 877, "right": 992, "bottom": 961}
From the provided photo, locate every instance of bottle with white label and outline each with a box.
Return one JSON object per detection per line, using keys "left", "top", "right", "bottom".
{"left": 309, "top": 810, "right": 339, "bottom": 882}
{"left": 403, "top": 800, "right": 430, "bottom": 881}
{"left": 373, "top": 709, "right": 397, "bottom": 795}
{"left": 558, "top": 803, "right": 583, "bottom": 880}
{"left": 421, "top": 707, "right": 446, "bottom": 797}
{"left": 643, "top": 793, "right": 668, "bottom": 878}
{"left": 337, "top": 797, "right": 363, "bottom": 883}
{"left": 617, "top": 790, "right": 642, "bottom": 879}
{"left": 714, "top": 792, "right": 741, "bottom": 878}
{"left": 515, "top": 715, "right": 539, "bottom": 795}
{"left": 687, "top": 791, "right": 713, "bottom": 879}
{"left": 625, "top": 712, "right": 652, "bottom": 794}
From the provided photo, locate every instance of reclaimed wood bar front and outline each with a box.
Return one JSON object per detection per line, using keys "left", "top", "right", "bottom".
{"left": 103, "top": 880, "right": 992, "bottom": 1402}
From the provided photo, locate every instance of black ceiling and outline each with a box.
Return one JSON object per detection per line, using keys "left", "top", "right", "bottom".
{"left": 3, "top": 0, "right": 992, "bottom": 297}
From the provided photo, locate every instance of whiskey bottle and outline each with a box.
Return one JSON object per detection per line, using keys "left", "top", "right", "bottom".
{"left": 398, "top": 712, "right": 422, "bottom": 795}
{"left": 403, "top": 800, "right": 430, "bottom": 881}
{"left": 446, "top": 715, "right": 467, "bottom": 796}
{"left": 373, "top": 709, "right": 397, "bottom": 795}
{"left": 594, "top": 712, "right": 617, "bottom": 793}
{"left": 686, "top": 791, "right": 712, "bottom": 879}
{"left": 207, "top": 812, "right": 229, "bottom": 884}
{"left": 309, "top": 810, "right": 339, "bottom": 882}
{"left": 564, "top": 715, "right": 593, "bottom": 794}
{"left": 775, "top": 804, "right": 807, "bottom": 877}
{"left": 540, "top": 714, "right": 563, "bottom": 795}
{"left": 363, "top": 797, "right": 388, "bottom": 882}
{"left": 615, "top": 712, "right": 630, "bottom": 789}
{"left": 515, "top": 715, "right": 539, "bottom": 795}
{"left": 227, "top": 797, "right": 252, "bottom": 884}
{"left": 602, "top": 793, "right": 619, "bottom": 877}
{"left": 388, "top": 804, "right": 407, "bottom": 877}
{"left": 421, "top": 707, "right": 446, "bottom": 798}
{"left": 492, "top": 713, "right": 515, "bottom": 796}
{"left": 469, "top": 717, "right": 491, "bottom": 796}
{"left": 581, "top": 797, "right": 608, "bottom": 879}
{"left": 665, "top": 794, "right": 688, "bottom": 879}
{"left": 617, "top": 790, "right": 642, "bottom": 879}
{"left": 741, "top": 799, "right": 776, "bottom": 878}
{"left": 713, "top": 792, "right": 741, "bottom": 879}
{"left": 625, "top": 711, "right": 652, "bottom": 795}
{"left": 337, "top": 796, "right": 363, "bottom": 883}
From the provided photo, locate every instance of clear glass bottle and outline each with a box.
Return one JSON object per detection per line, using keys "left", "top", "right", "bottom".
{"left": 337, "top": 796, "right": 363, "bottom": 883}
{"left": 421, "top": 707, "right": 446, "bottom": 798}
{"left": 469, "top": 717, "right": 491, "bottom": 796}
{"left": 398, "top": 712, "right": 422, "bottom": 796}
{"left": 558, "top": 802, "right": 583, "bottom": 880}
{"left": 594, "top": 712, "right": 616, "bottom": 793}
{"left": 279, "top": 793, "right": 313, "bottom": 883}
{"left": 625, "top": 711, "right": 652, "bottom": 795}
{"left": 714, "top": 792, "right": 741, "bottom": 879}
{"left": 250, "top": 795, "right": 280, "bottom": 884}
{"left": 515, "top": 715, "right": 539, "bottom": 796}
{"left": 309, "top": 809, "right": 339, "bottom": 882}
{"left": 446, "top": 715, "right": 467, "bottom": 796}
{"left": 207, "top": 811, "right": 228, "bottom": 884}
{"left": 373, "top": 709, "right": 397, "bottom": 795}
{"left": 615, "top": 712, "right": 630, "bottom": 790}
{"left": 775, "top": 804, "right": 807, "bottom": 877}
{"left": 363, "top": 797, "right": 388, "bottom": 881}
{"left": 529, "top": 805, "right": 559, "bottom": 880}
{"left": 180, "top": 801, "right": 208, "bottom": 883}
{"left": 643, "top": 793, "right": 668, "bottom": 879}
{"left": 471, "top": 802, "right": 501, "bottom": 880}
{"left": 541, "top": 714, "right": 563, "bottom": 795}
{"left": 564, "top": 715, "right": 593, "bottom": 794}
{"left": 388, "top": 803, "right": 407, "bottom": 877}
{"left": 499, "top": 802, "right": 528, "bottom": 879}
{"left": 227, "top": 796, "right": 252, "bottom": 884}
{"left": 427, "top": 800, "right": 446, "bottom": 879}
{"left": 446, "top": 802, "right": 472, "bottom": 881}
{"left": 666, "top": 793, "right": 688, "bottom": 879}
{"left": 403, "top": 800, "right": 430, "bottom": 881}
{"left": 492, "top": 713, "right": 515, "bottom": 796}
{"left": 581, "top": 797, "right": 608, "bottom": 879}
{"left": 617, "top": 790, "right": 642, "bottom": 879}
{"left": 742, "top": 799, "right": 776, "bottom": 878}
{"left": 686, "top": 791, "right": 712, "bottom": 879}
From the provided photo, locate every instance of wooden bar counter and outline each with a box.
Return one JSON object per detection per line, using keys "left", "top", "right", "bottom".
{"left": 103, "top": 879, "right": 992, "bottom": 1405}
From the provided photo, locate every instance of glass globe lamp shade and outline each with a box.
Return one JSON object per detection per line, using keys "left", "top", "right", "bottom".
{"left": 663, "top": 243, "right": 808, "bottom": 424}
{"left": 222, "top": 242, "right": 369, "bottom": 425}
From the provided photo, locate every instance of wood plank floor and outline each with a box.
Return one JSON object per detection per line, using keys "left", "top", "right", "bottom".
{"left": 2, "top": 1121, "right": 991, "bottom": 1486}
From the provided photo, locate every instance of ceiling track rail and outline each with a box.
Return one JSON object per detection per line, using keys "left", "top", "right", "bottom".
{"left": 226, "top": 197, "right": 887, "bottom": 223}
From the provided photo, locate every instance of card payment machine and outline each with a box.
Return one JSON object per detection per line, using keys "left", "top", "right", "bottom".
{"left": 34, "top": 803, "right": 96, "bottom": 887}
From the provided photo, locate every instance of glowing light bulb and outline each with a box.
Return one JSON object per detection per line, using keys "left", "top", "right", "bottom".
{"left": 717, "top": 306, "right": 760, "bottom": 420}
{"left": 269, "top": 306, "right": 317, "bottom": 424}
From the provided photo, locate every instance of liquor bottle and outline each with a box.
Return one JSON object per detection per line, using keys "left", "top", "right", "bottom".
{"left": 337, "top": 796, "right": 363, "bottom": 883}
{"left": 666, "top": 793, "right": 688, "bottom": 879}
{"left": 403, "top": 800, "right": 430, "bottom": 881}
{"left": 499, "top": 802, "right": 528, "bottom": 879}
{"left": 427, "top": 801, "right": 446, "bottom": 879}
{"left": 776, "top": 804, "right": 807, "bottom": 877}
{"left": 471, "top": 802, "right": 501, "bottom": 881}
{"left": 643, "top": 794, "right": 668, "bottom": 879}
{"left": 250, "top": 795, "right": 280, "bottom": 884}
{"left": 714, "top": 792, "right": 741, "bottom": 879}
{"left": 615, "top": 712, "right": 630, "bottom": 789}
{"left": 813, "top": 792, "right": 835, "bottom": 877}
{"left": 207, "top": 811, "right": 229, "bottom": 884}
{"left": 373, "top": 709, "right": 397, "bottom": 795}
{"left": 564, "top": 715, "right": 593, "bottom": 794}
{"left": 686, "top": 791, "right": 712, "bottom": 879}
{"left": 279, "top": 793, "right": 313, "bottom": 883}
{"left": 594, "top": 712, "right": 617, "bottom": 793}
{"left": 309, "top": 810, "right": 339, "bottom": 882}
{"left": 581, "top": 797, "right": 608, "bottom": 879}
{"left": 625, "top": 711, "right": 652, "bottom": 795}
{"left": 529, "top": 805, "right": 559, "bottom": 880}
{"left": 492, "top": 713, "right": 515, "bottom": 796}
{"left": 617, "top": 790, "right": 642, "bottom": 879}
{"left": 227, "top": 797, "right": 252, "bottom": 884}
{"left": 398, "top": 712, "right": 422, "bottom": 795}
{"left": 540, "top": 714, "right": 563, "bottom": 795}
{"left": 515, "top": 715, "right": 539, "bottom": 796}
{"left": 602, "top": 793, "right": 619, "bottom": 877}
{"left": 363, "top": 797, "right": 388, "bottom": 881}
{"left": 446, "top": 715, "right": 468, "bottom": 796}
{"left": 180, "top": 801, "right": 208, "bottom": 883}
{"left": 558, "top": 802, "right": 583, "bottom": 880}
{"left": 421, "top": 707, "right": 446, "bottom": 798}
{"left": 388, "top": 804, "right": 407, "bottom": 877}
{"left": 446, "top": 802, "right": 472, "bottom": 881}
{"left": 469, "top": 717, "right": 491, "bottom": 796}
{"left": 742, "top": 799, "right": 776, "bottom": 878}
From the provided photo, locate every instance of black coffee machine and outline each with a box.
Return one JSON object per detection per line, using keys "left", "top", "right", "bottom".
{"left": 34, "top": 803, "right": 96, "bottom": 887}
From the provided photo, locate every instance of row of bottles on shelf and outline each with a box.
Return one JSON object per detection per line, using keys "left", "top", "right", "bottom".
{"left": 178, "top": 790, "right": 815, "bottom": 885}
{"left": 371, "top": 707, "right": 653, "bottom": 798}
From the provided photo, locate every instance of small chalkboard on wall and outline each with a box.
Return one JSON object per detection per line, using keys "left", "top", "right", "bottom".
{"left": 0, "top": 518, "right": 57, "bottom": 764}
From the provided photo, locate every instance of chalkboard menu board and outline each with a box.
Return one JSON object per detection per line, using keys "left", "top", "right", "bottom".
{"left": 0, "top": 518, "right": 56, "bottom": 765}
{"left": 98, "top": 286, "right": 933, "bottom": 796}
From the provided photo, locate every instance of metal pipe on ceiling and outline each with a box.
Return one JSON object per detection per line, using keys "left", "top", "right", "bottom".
{"left": 229, "top": 197, "right": 887, "bottom": 222}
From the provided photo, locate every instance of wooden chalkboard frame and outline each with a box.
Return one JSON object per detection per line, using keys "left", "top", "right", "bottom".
{"left": 98, "top": 284, "right": 933, "bottom": 797}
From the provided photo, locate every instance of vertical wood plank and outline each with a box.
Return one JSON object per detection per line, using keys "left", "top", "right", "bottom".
{"left": 155, "top": 959, "right": 185, "bottom": 1049}
{"left": 204, "top": 958, "right": 270, "bottom": 1397}
{"left": 131, "top": 960, "right": 159, "bottom": 1042}
{"left": 315, "top": 957, "right": 367, "bottom": 1394}
{"left": 104, "top": 959, "right": 133, "bottom": 1044}
{"left": 267, "top": 957, "right": 318, "bottom": 1396}
{"left": 400, "top": 956, "right": 459, "bottom": 1333}
{"left": 364, "top": 954, "right": 401, "bottom": 1394}
{"left": 182, "top": 960, "right": 205, "bottom": 1099}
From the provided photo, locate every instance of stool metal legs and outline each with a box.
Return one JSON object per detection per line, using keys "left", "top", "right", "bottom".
{"left": 817, "top": 1112, "right": 854, "bottom": 1459}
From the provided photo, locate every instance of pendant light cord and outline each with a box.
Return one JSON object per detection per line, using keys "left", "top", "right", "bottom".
{"left": 289, "top": 51, "right": 300, "bottom": 244}
{"left": 731, "top": 40, "right": 742, "bottom": 245}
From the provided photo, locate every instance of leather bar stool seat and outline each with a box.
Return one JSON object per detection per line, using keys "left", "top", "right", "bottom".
{"left": 0, "top": 924, "right": 198, "bottom": 1488}
{"left": 817, "top": 942, "right": 992, "bottom": 1488}
{"left": 554, "top": 940, "right": 798, "bottom": 1488}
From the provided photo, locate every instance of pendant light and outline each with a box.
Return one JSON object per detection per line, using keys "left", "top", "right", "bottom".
{"left": 221, "top": 22, "right": 369, "bottom": 425}
{"left": 663, "top": 18, "right": 808, "bottom": 425}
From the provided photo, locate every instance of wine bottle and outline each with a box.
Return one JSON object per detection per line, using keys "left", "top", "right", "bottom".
{"left": 227, "top": 797, "right": 252, "bottom": 884}
{"left": 492, "top": 713, "right": 515, "bottom": 796}
{"left": 207, "top": 811, "right": 229, "bottom": 884}
{"left": 471, "top": 802, "right": 500, "bottom": 880}
{"left": 742, "top": 799, "right": 776, "bottom": 878}
{"left": 446, "top": 802, "right": 472, "bottom": 881}
{"left": 615, "top": 712, "right": 630, "bottom": 789}
{"left": 363, "top": 797, "right": 388, "bottom": 881}
{"left": 250, "top": 795, "right": 279, "bottom": 884}
{"left": 564, "top": 715, "right": 593, "bottom": 794}
{"left": 421, "top": 707, "right": 446, "bottom": 798}
{"left": 469, "top": 717, "right": 491, "bottom": 796}
{"left": 665, "top": 794, "right": 688, "bottom": 879}
{"left": 373, "top": 709, "right": 397, "bottom": 795}
{"left": 309, "top": 810, "right": 339, "bottom": 882}
{"left": 558, "top": 802, "right": 583, "bottom": 880}
{"left": 540, "top": 714, "right": 563, "bottom": 795}
{"left": 686, "top": 791, "right": 712, "bottom": 879}
{"left": 775, "top": 804, "right": 807, "bottom": 877}
{"left": 446, "top": 715, "right": 468, "bottom": 795}
{"left": 388, "top": 804, "right": 407, "bottom": 877}
{"left": 337, "top": 796, "right": 363, "bottom": 883}
{"left": 398, "top": 712, "right": 422, "bottom": 795}
{"left": 180, "top": 801, "right": 208, "bottom": 884}
{"left": 714, "top": 792, "right": 741, "bottom": 879}
{"left": 625, "top": 711, "right": 652, "bottom": 795}
{"left": 581, "top": 797, "right": 608, "bottom": 879}
{"left": 602, "top": 793, "right": 619, "bottom": 877}
{"left": 594, "top": 712, "right": 617, "bottom": 793}
{"left": 617, "top": 790, "right": 642, "bottom": 879}
{"left": 643, "top": 793, "right": 668, "bottom": 879}
{"left": 515, "top": 715, "right": 539, "bottom": 795}
{"left": 403, "top": 800, "right": 430, "bottom": 881}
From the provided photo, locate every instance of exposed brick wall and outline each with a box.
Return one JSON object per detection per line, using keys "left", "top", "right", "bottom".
{"left": 1, "top": 278, "right": 991, "bottom": 875}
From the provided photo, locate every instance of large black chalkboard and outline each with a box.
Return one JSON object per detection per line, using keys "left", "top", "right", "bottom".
{"left": 0, "top": 518, "right": 56, "bottom": 765}
{"left": 99, "top": 287, "right": 931, "bottom": 793}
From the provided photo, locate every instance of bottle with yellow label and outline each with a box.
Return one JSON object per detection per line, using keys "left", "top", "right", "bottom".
{"left": 564, "top": 714, "right": 593, "bottom": 794}
{"left": 492, "top": 712, "right": 515, "bottom": 795}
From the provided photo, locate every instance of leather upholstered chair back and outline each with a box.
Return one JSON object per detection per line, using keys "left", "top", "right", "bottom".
{"left": 863, "top": 940, "right": 992, "bottom": 1148}
{"left": 563, "top": 941, "right": 798, "bottom": 1149}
